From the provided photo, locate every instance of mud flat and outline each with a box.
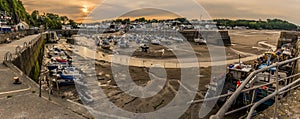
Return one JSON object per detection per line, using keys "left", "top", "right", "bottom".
{"left": 45, "top": 29, "right": 282, "bottom": 118}
{"left": 229, "top": 30, "right": 281, "bottom": 54}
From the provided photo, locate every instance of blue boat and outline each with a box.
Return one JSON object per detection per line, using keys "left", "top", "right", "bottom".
{"left": 47, "top": 65, "right": 58, "bottom": 70}
{"left": 59, "top": 73, "right": 77, "bottom": 80}
{"left": 52, "top": 67, "right": 81, "bottom": 85}
{"left": 258, "top": 63, "right": 277, "bottom": 73}
{"left": 47, "top": 60, "right": 68, "bottom": 71}
{"left": 59, "top": 67, "right": 80, "bottom": 79}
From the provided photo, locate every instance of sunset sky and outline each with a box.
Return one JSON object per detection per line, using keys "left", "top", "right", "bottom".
{"left": 22, "top": 0, "right": 300, "bottom": 25}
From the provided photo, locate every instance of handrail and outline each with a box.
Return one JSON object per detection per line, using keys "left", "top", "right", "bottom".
{"left": 210, "top": 56, "right": 300, "bottom": 119}
{"left": 246, "top": 77, "right": 300, "bottom": 119}
{"left": 3, "top": 34, "right": 42, "bottom": 62}
{"left": 223, "top": 73, "right": 300, "bottom": 115}
{"left": 189, "top": 72, "right": 300, "bottom": 117}
{"left": 279, "top": 83, "right": 300, "bottom": 95}
{"left": 189, "top": 73, "right": 300, "bottom": 104}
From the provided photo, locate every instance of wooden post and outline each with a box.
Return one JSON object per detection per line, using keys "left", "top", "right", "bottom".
{"left": 46, "top": 75, "right": 51, "bottom": 101}
{"left": 39, "top": 76, "right": 42, "bottom": 97}
{"left": 55, "top": 75, "right": 60, "bottom": 95}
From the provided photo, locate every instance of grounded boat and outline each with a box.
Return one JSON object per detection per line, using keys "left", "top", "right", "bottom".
{"left": 52, "top": 67, "right": 81, "bottom": 85}
{"left": 151, "top": 39, "right": 161, "bottom": 45}
{"left": 256, "top": 52, "right": 279, "bottom": 74}
{"left": 194, "top": 38, "right": 207, "bottom": 45}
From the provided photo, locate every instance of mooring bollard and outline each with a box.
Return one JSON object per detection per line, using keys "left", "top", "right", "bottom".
{"left": 13, "top": 77, "right": 21, "bottom": 84}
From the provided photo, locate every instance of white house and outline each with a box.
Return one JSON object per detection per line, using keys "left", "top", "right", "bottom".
{"left": 62, "top": 25, "right": 72, "bottom": 30}
{"left": 16, "top": 21, "right": 29, "bottom": 30}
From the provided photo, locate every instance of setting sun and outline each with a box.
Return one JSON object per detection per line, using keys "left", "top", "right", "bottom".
{"left": 82, "top": 5, "right": 88, "bottom": 13}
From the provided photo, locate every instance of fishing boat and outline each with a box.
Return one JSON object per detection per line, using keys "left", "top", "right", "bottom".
{"left": 55, "top": 58, "right": 68, "bottom": 64}
{"left": 257, "top": 52, "right": 279, "bottom": 74}
{"left": 59, "top": 67, "right": 81, "bottom": 80}
{"left": 52, "top": 67, "right": 81, "bottom": 85}
{"left": 194, "top": 37, "right": 207, "bottom": 45}
{"left": 206, "top": 62, "right": 252, "bottom": 105}
{"left": 225, "top": 63, "right": 253, "bottom": 96}
{"left": 47, "top": 57, "right": 69, "bottom": 70}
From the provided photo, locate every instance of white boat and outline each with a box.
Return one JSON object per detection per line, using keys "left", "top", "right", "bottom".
{"left": 58, "top": 67, "right": 81, "bottom": 80}
{"left": 194, "top": 38, "right": 207, "bottom": 44}
{"left": 151, "top": 39, "right": 161, "bottom": 45}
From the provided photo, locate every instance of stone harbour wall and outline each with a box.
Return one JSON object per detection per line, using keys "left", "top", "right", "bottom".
{"left": 11, "top": 34, "right": 46, "bottom": 81}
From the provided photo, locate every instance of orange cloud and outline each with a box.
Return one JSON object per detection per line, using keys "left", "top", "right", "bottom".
{"left": 22, "top": 0, "right": 300, "bottom": 25}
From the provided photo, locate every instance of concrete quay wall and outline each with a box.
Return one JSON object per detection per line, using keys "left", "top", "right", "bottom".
{"left": 3, "top": 33, "right": 47, "bottom": 82}
{"left": 0, "top": 29, "right": 43, "bottom": 44}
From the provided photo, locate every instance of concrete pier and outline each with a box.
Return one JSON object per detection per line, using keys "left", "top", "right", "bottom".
{"left": 0, "top": 34, "right": 92, "bottom": 118}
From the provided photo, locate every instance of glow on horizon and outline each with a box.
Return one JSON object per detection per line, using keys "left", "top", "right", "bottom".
{"left": 22, "top": 0, "right": 300, "bottom": 25}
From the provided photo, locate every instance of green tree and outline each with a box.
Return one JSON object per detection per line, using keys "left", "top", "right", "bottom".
{"left": 31, "top": 10, "right": 39, "bottom": 20}
{"left": 150, "top": 19, "right": 158, "bottom": 23}
{"left": 0, "top": 0, "right": 30, "bottom": 24}
{"left": 214, "top": 18, "right": 297, "bottom": 30}
{"left": 0, "top": 0, "right": 77, "bottom": 30}
{"left": 134, "top": 17, "right": 146, "bottom": 22}
{"left": 29, "top": 10, "right": 39, "bottom": 26}
{"left": 68, "top": 19, "right": 78, "bottom": 29}
{"left": 115, "top": 18, "right": 122, "bottom": 23}
{"left": 60, "top": 16, "right": 68, "bottom": 25}
{"left": 122, "top": 18, "right": 130, "bottom": 24}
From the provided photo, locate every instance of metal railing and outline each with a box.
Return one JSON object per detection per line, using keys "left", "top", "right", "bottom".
{"left": 246, "top": 77, "right": 300, "bottom": 119}
{"left": 3, "top": 34, "right": 42, "bottom": 63}
{"left": 189, "top": 71, "right": 300, "bottom": 116}
{"left": 209, "top": 56, "right": 300, "bottom": 119}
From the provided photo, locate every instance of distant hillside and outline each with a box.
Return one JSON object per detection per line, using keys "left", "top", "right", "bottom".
{"left": 0, "top": 0, "right": 78, "bottom": 30}
{"left": 0, "top": 0, "right": 29, "bottom": 24}
{"left": 214, "top": 19, "right": 298, "bottom": 30}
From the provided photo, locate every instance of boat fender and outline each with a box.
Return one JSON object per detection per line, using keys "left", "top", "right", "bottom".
{"left": 236, "top": 80, "right": 241, "bottom": 88}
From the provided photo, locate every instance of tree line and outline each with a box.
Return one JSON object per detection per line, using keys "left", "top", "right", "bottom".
{"left": 0, "top": 0, "right": 77, "bottom": 29}
{"left": 214, "top": 19, "right": 298, "bottom": 30}
{"left": 29, "top": 10, "right": 78, "bottom": 29}
{"left": 112, "top": 17, "right": 299, "bottom": 31}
